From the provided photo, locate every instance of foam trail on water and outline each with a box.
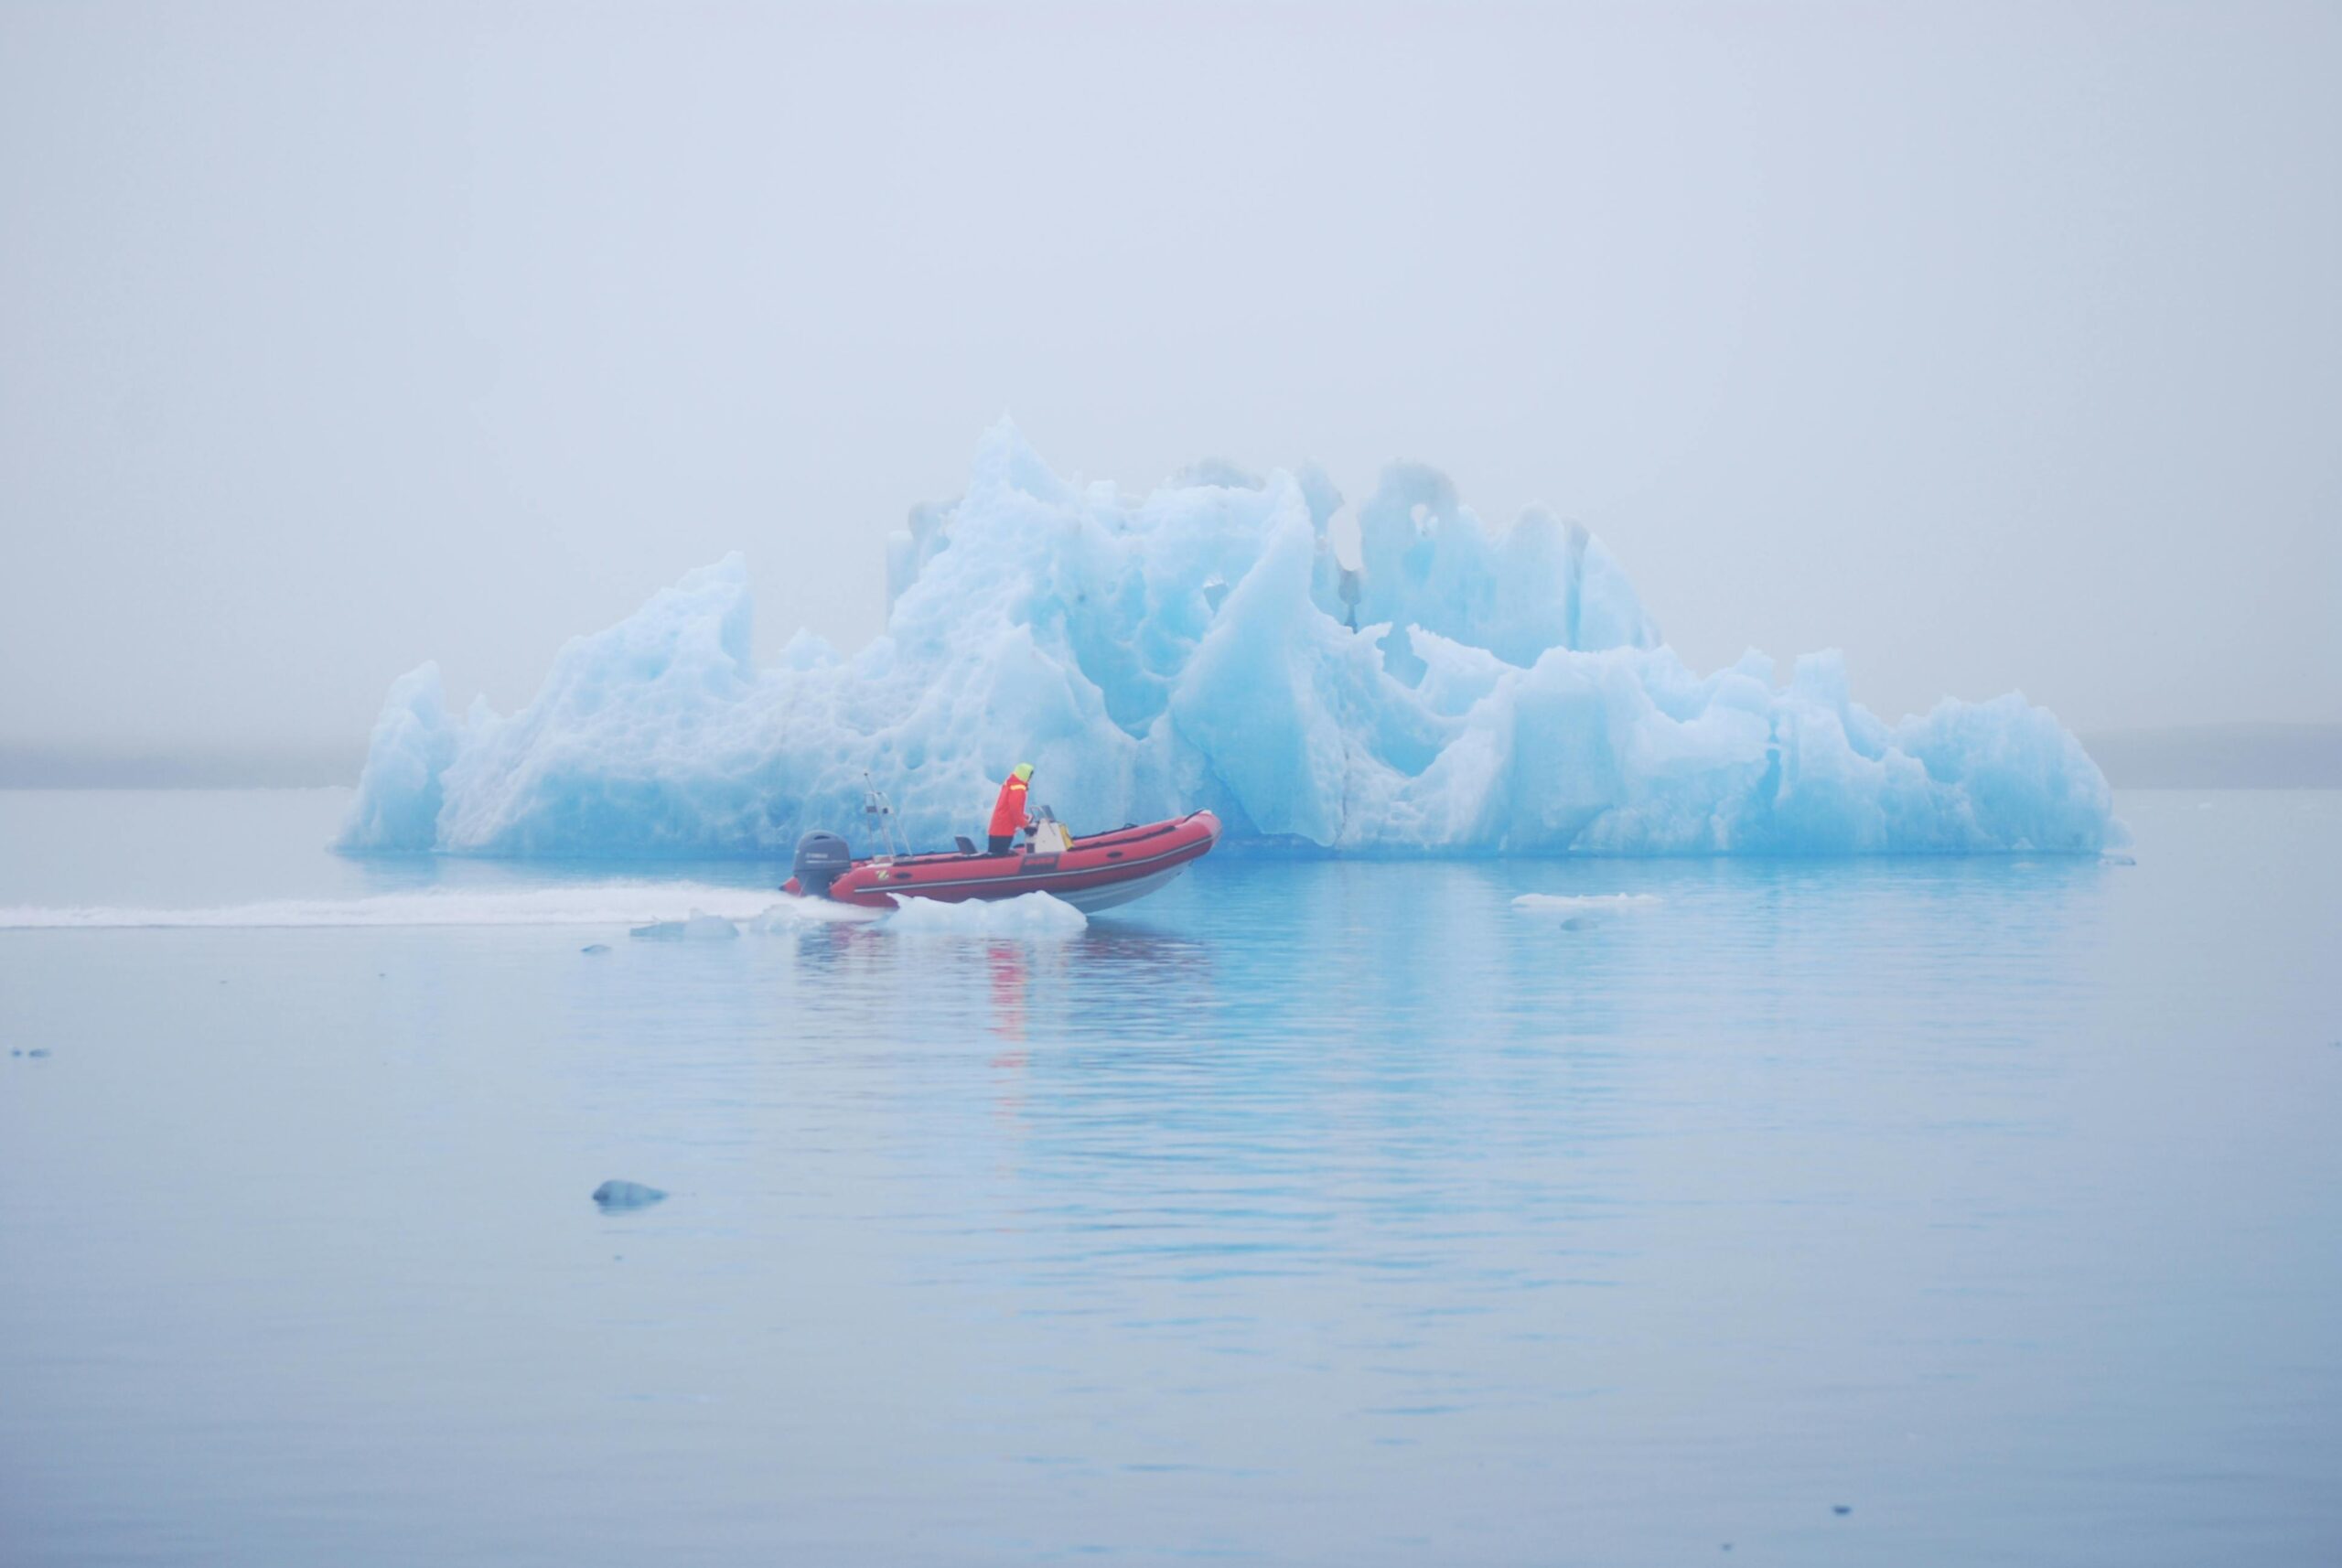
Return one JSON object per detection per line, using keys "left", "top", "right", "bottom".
{"left": 0, "top": 884, "right": 786, "bottom": 930}
{"left": 751, "top": 899, "right": 886, "bottom": 931}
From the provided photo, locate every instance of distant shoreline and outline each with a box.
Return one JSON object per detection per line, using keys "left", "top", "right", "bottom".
{"left": 2076, "top": 722, "right": 2342, "bottom": 789}
{"left": 3, "top": 723, "right": 2337, "bottom": 791}
{"left": 0, "top": 745, "right": 364, "bottom": 790}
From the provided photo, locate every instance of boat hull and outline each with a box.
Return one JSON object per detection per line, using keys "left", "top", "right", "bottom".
{"left": 1050, "top": 863, "right": 1190, "bottom": 913}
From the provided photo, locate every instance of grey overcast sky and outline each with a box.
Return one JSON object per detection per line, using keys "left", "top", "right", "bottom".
{"left": 3, "top": 0, "right": 2337, "bottom": 763}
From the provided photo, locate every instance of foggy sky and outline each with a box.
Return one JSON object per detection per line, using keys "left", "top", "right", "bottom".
{"left": 4, "top": 1, "right": 2337, "bottom": 767}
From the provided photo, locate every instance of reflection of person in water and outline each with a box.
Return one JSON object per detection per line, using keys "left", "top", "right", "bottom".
{"left": 987, "top": 940, "right": 1029, "bottom": 1079}
{"left": 988, "top": 940, "right": 1028, "bottom": 1045}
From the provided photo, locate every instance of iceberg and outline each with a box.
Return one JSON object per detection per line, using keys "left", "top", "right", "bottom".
{"left": 341, "top": 423, "right": 2119, "bottom": 858}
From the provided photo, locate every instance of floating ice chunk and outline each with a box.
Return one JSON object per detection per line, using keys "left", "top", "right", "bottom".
{"left": 1511, "top": 892, "right": 1664, "bottom": 914}
{"left": 591, "top": 1180, "right": 666, "bottom": 1211}
{"left": 580, "top": 942, "right": 611, "bottom": 954}
{"left": 340, "top": 423, "right": 2122, "bottom": 859}
{"left": 882, "top": 892, "right": 1087, "bottom": 938}
{"left": 628, "top": 909, "right": 738, "bottom": 941}
{"left": 1512, "top": 893, "right": 1664, "bottom": 917}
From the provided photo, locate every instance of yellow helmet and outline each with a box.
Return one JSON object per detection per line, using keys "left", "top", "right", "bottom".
{"left": 1011, "top": 762, "right": 1035, "bottom": 782}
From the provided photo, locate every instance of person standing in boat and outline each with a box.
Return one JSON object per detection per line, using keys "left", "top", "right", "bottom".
{"left": 988, "top": 763, "right": 1037, "bottom": 854}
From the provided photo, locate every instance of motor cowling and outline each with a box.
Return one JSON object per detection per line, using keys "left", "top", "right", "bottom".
{"left": 792, "top": 831, "right": 854, "bottom": 898}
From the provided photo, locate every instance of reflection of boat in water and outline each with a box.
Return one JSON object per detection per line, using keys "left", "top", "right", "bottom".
{"left": 784, "top": 811, "right": 1222, "bottom": 914}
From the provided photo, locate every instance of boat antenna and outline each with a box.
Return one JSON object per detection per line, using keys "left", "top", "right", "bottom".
{"left": 861, "top": 769, "right": 903, "bottom": 859}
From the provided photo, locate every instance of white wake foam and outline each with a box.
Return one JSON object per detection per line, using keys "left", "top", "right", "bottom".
{"left": 750, "top": 899, "right": 885, "bottom": 931}
{"left": 0, "top": 882, "right": 787, "bottom": 930}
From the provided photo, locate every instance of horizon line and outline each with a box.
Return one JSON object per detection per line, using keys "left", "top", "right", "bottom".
{"left": 3, "top": 722, "right": 2337, "bottom": 792}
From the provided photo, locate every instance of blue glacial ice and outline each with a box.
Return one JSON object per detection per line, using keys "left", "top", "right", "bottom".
{"left": 342, "top": 423, "right": 2120, "bottom": 858}
{"left": 591, "top": 1180, "right": 666, "bottom": 1212}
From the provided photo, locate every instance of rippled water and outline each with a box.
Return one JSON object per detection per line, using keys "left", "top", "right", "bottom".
{"left": 2, "top": 789, "right": 2337, "bottom": 1565}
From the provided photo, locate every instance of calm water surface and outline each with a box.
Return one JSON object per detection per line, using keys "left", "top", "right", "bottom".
{"left": 1, "top": 789, "right": 2337, "bottom": 1565}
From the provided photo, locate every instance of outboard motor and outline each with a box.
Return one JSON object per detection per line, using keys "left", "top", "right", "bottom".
{"left": 792, "top": 831, "right": 854, "bottom": 899}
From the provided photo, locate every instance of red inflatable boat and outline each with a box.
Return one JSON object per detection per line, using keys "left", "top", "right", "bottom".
{"left": 785, "top": 811, "right": 1221, "bottom": 913}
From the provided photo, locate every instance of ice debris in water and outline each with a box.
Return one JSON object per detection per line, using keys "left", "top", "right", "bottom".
{"left": 882, "top": 891, "right": 1086, "bottom": 939}
{"left": 1512, "top": 893, "right": 1663, "bottom": 916}
{"left": 342, "top": 421, "right": 2121, "bottom": 858}
{"left": 592, "top": 1180, "right": 666, "bottom": 1211}
{"left": 628, "top": 910, "right": 738, "bottom": 941}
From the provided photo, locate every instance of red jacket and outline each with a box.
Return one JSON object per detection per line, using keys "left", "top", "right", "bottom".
{"left": 988, "top": 776, "right": 1032, "bottom": 838}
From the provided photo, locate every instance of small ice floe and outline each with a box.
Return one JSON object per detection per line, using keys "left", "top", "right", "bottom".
{"left": 26, "top": 1047, "right": 51, "bottom": 1059}
{"left": 628, "top": 910, "right": 738, "bottom": 941}
{"left": 1512, "top": 893, "right": 1662, "bottom": 929}
{"left": 581, "top": 942, "right": 611, "bottom": 954}
{"left": 883, "top": 892, "right": 1086, "bottom": 939}
{"left": 592, "top": 1180, "right": 667, "bottom": 1211}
